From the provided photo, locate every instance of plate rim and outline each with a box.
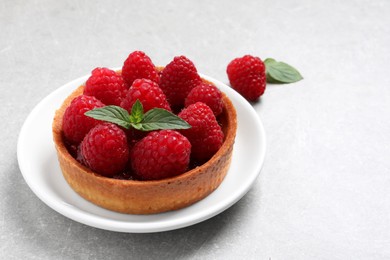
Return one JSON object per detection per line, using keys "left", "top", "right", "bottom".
{"left": 17, "top": 71, "right": 266, "bottom": 233}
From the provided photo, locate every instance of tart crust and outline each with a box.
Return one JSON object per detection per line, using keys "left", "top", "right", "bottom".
{"left": 52, "top": 82, "right": 237, "bottom": 214}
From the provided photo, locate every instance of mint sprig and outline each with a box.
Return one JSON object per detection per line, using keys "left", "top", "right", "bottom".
{"left": 129, "top": 100, "right": 144, "bottom": 124}
{"left": 140, "top": 108, "right": 190, "bottom": 131}
{"left": 84, "top": 105, "right": 132, "bottom": 129}
{"left": 264, "top": 58, "right": 303, "bottom": 84}
{"left": 85, "top": 100, "right": 191, "bottom": 131}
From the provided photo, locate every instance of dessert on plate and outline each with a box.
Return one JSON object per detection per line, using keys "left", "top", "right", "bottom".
{"left": 52, "top": 51, "right": 237, "bottom": 214}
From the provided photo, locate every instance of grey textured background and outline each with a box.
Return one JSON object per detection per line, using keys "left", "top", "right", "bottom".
{"left": 1, "top": 0, "right": 390, "bottom": 259}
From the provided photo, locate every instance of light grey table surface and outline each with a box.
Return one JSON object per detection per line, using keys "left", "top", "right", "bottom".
{"left": 1, "top": 0, "right": 390, "bottom": 259}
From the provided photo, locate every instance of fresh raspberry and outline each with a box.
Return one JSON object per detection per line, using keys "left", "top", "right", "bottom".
{"left": 130, "top": 130, "right": 191, "bottom": 180}
{"left": 226, "top": 55, "right": 266, "bottom": 101}
{"left": 84, "top": 67, "right": 127, "bottom": 106}
{"left": 122, "top": 51, "right": 159, "bottom": 87}
{"left": 178, "top": 102, "right": 224, "bottom": 162}
{"left": 159, "top": 56, "right": 202, "bottom": 109}
{"left": 81, "top": 123, "right": 129, "bottom": 177}
{"left": 185, "top": 82, "right": 223, "bottom": 116}
{"left": 62, "top": 95, "right": 105, "bottom": 144}
{"left": 120, "top": 78, "right": 171, "bottom": 113}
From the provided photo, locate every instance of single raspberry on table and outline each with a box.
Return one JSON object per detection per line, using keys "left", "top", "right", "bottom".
{"left": 122, "top": 51, "right": 159, "bottom": 87}
{"left": 81, "top": 123, "right": 129, "bottom": 177}
{"left": 159, "top": 56, "right": 202, "bottom": 109}
{"left": 185, "top": 82, "right": 223, "bottom": 116}
{"left": 178, "top": 102, "right": 224, "bottom": 162}
{"left": 62, "top": 95, "right": 105, "bottom": 144}
{"left": 120, "top": 78, "right": 171, "bottom": 113}
{"left": 84, "top": 67, "right": 127, "bottom": 106}
{"left": 130, "top": 130, "right": 191, "bottom": 180}
{"left": 226, "top": 55, "right": 266, "bottom": 101}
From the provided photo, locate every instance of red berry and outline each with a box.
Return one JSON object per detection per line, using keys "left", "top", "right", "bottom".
{"left": 185, "top": 82, "right": 223, "bottom": 116}
{"left": 130, "top": 130, "right": 191, "bottom": 180}
{"left": 120, "top": 78, "right": 171, "bottom": 113}
{"left": 122, "top": 51, "right": 159, "bottom": 87}
{"left": 81, "top": 123, "right": 129, "bottom": 177}
{"left": 159, "top": 56, "right": 201, "bottom": 109}
{"left": 84, "top": 67, "right": 127, "bottom": 106}
{"left": 178, "top": 102, "right": 224, "bottom": 162}
{"left": 226, "top": 55, "right": 266, "bottom": 101}
{"left": 62, "top": 95, "right": 105, "bottom": 144}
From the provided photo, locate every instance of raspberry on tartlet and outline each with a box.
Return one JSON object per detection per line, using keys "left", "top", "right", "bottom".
{"left": 130, "top": 130, "right": 191, "bottom": 180}
{"left": 81, "top": 123, "right": 129, "bottom": 177}
{"left": 179, "top": 102, "right": 224, "bottom": 162}
{"left": 84, "top": 67, "right": 128, "bottom": 106}
{"left": 120, "top": 78, "right": 171, "bottom": 113}
{"left": 159, "top": 55, "right": 202, "bottom": 109}
{"left": 185, "top": 82, "right": 223, "bottom": 116}
{"left": 122, "top": 51, "right": 160, "bottom": 87}
{"left": 62, "top": 95, "right": 105, "bottom": 144}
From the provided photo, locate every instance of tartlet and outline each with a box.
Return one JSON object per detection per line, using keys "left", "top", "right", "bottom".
{"left": 52, "top": 78, "right": 237, "bottom": 215}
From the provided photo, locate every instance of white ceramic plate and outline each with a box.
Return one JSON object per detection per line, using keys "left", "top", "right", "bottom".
{"left": 17, "top": 72, "right": 266, "bottom": 233}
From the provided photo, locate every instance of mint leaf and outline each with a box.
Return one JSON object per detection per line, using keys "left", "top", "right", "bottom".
{"left": 138, "top": 108, "right": 191, "bottom": 131}
{"left": 85, "top": 100, "right": 191, "bottom": 132}
{"left": 85, "top": 105, "right": 131, "bottom": 129}
{"left": 264, "top": 58, "right": 303, "bottom": 84}
{"left": 129, "top": 100, "right": 143, "bottom": 124}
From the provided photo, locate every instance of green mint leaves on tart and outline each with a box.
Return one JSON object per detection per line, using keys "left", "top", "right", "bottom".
{"left": 264, "top": 58, "right": 303, "bottom": 84}
{"left": 129, "top": 99, "right": 144, "bottom": 125}
{"left": 85, "top": 100, "right": 191, "bottom": 131}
